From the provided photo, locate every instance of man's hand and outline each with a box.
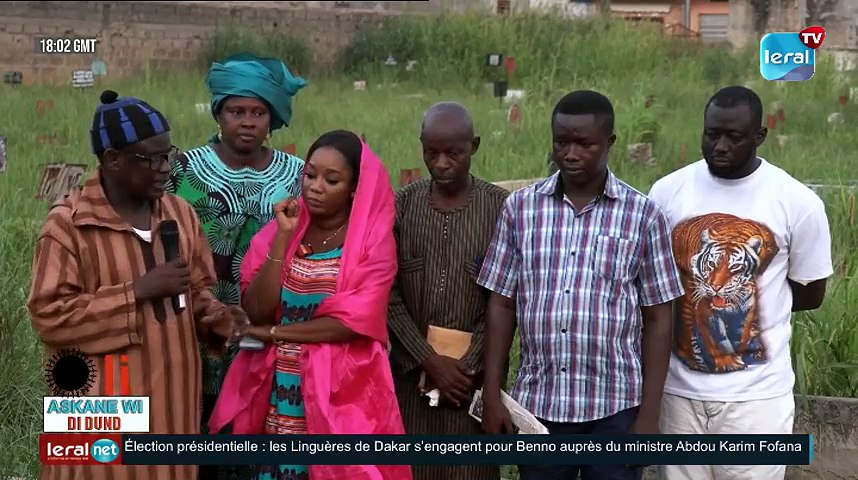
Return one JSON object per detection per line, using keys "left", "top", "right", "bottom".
{"left": 421, "top": 354, "right": 474, "bottom": 407}
{"left": 133, "top": 258, "right": 190, "bottom": 302}
{"left": 480, "top": 393, "right": 515, "bottom": 434}
{"left": 201, "top": 306, "right": 249, "bottom": 338}
{"left": 625, "top": 413, "right": 658, "bottom": 469}
{"left": 198, "top": 305, "right": 249, "bottom": 355}
{"left": 628, "top": 414, "right": 659, "bottom": 435}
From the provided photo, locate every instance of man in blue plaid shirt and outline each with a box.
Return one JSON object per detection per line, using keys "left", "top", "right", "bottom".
{"left": 478, "top": 90, "right": 685, "bottom": 480}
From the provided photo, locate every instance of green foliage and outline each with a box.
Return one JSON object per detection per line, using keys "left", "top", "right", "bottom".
{"left": 339, "top": 12, "right": 672, "bottom": 95}
{"left": 203, "top": 25, "right": 312, "bottom": 76}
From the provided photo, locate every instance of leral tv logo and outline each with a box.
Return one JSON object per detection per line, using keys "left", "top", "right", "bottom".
{"left": 760, "top": 26, "right": 825, "bottom": 81}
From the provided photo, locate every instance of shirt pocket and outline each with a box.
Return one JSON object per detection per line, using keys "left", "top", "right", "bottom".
{"left": 399, "top": 256, "right": 425, "bottom": 274}
{"left": 464, "top": 255, "right": 484, "bottom": 282}
{"left": 593, "top": 235, "right": 633, "bottom": 281}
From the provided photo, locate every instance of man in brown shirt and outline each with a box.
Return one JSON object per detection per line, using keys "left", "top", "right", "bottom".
{"left": 27, "top": 90, "right": 244, "bottom": 480}
{"left": 388, "top": 102, "right": 509, "bottom": 480}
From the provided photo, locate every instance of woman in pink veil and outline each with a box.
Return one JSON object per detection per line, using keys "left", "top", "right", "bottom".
{"left": 209, "top": 130, "right": 412, "bottom": 480}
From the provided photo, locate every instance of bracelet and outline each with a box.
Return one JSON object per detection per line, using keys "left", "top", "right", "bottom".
{"left": 270, "top": 325, "right": 278, "bottom": 343}
{"left": 266, "top": 253, "right": 282, "bottom": 263}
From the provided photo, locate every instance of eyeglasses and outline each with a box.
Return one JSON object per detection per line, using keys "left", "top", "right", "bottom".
{"left": 130, "top": 146, "right": 181, "bottom": 170}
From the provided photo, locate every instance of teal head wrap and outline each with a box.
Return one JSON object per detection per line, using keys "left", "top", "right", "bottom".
{"left": 206, "top": 53, "right": 308, "bottom": 137}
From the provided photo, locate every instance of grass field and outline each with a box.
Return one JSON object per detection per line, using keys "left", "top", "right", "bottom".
{"left": 1, "top": 12, "right": 857, "bottom": 478}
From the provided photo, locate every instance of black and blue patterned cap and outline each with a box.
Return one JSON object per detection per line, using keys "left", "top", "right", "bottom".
{"left": 90, "top": 90, "right": 170, "bottom": 154}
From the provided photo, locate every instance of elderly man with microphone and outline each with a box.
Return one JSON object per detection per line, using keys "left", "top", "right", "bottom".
{"left": 27, "top": 89, "right": 247, "bottom": 480}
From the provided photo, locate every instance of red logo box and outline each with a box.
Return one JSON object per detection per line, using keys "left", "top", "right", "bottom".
{"left": 40, "top": 433, "right": 123, "bottom": 465}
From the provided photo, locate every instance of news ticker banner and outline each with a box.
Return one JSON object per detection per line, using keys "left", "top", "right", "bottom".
{"left": 40, "top": 434, "right": 813, "bottom": 466}
{"left": 44, "top": 397, "right": 150, "bottom": 433}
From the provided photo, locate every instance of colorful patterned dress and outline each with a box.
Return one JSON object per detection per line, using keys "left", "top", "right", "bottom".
{"left": 168, "top": 145, "right": 304, "bottom": 399}
{"left": 255, "top": 247, "right": 343, "bottom": 480}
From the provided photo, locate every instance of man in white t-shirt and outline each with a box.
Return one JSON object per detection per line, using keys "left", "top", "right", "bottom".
{"left": 648, "top": 86, "right": 833, "bottom": 480}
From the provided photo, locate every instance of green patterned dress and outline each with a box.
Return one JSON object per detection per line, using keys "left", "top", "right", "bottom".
{"left": 167, "top": 144, "right": 304, "bottom": 421}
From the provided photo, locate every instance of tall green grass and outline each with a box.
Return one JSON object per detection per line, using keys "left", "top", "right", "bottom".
{"left": 1, "top": 12, "right": 856, "bottom": 478}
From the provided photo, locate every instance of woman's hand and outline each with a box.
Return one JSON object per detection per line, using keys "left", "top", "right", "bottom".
{"left": 273, "top": 197, "right": 300, "bottom": 234}
{"left": 231, "top": 320, "right": 272, "bottom": 344}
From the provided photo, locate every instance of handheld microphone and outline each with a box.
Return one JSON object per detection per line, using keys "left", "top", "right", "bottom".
{"left": 159, "top": 220, "right": 186, "bottom": 312}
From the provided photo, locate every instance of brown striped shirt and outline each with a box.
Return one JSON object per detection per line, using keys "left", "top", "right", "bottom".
{"left": 388, "top": 177, "right": 509, "bottom": 375}
{"left": 27, "top": 169, "right": 231, "bottom": 480}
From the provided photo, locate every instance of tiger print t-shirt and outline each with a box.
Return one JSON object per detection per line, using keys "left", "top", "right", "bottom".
{"left": 648, "top": 158, "right": 833, "bottom": 401}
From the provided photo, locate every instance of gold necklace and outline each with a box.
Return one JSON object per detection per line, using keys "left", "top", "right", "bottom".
{"left": 309, "top": 223, "right": 346, "bottom": 247}
{"left": 298, "top": 223, "right": 346, "bottom": 258}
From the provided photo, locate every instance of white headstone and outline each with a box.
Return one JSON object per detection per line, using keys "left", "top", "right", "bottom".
{"left": 503, "top": 89, "right": 526, "bottom": 104}
{"left": 0, "top": 135, "right": 6, "bottom": 172}
{"left": 72, "top": 70, "right": 94, "bottom": 88}
{"left": 828, "top": 112, "right": 844, "bottom": 125}
{"left": 627, "top": 143, "right": 655, "bottom": 166}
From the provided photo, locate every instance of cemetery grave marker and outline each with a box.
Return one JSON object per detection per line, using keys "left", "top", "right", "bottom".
{"left": 3, "top": 71, "right": 22, "bottom": 84}
{"left": 91, "top": 60, "right": 107, "bottom": 76}
{"left": 493, "top": 80, "right": 508, "bottom": 107}
{"left": 627, "top": 143, "right": 655, "bottom": 166}
{"left": 72, "top": 70, "right": 94, "bottom": 89}
{"left": 281, "top": 144, "right": 297, "bottom": 155}
{"left": 503, "top": 56, "right": 516, "bottom": 77}
{"left": 508, "top": 103, "right": 521, "bottom": 130}
{"left": 504, "top": 89, "right": 525, "bottom": 104}
{"left": 766, "top": 114, "right": 777, "bottom": 129}
{"left": 644, "top": 95, "right": 655, "bottom": 108}
{"left": 36, "top": 99, "right": 55, "bottom": 115}
{"left": 36, "top": 163, "right": 88, "bottom": 203}
{"left": 0, "top": 136, "right": 6, "bottom": 172}
{"left": 398, "top": 168, "right": 422, "bottom": 188}
{"left": 37, "top": 134, "right": 66, "bottom": 145}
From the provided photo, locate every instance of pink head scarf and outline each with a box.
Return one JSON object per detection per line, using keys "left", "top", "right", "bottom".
{"left": 208, "top": 135, "right": 413, "bottom": 480}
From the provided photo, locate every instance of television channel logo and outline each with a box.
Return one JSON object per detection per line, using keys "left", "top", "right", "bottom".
{"left": 91, "top": 438, "right": 120, "bottom": 463}
{"left": 760, "top": 26, "right": 825, "bottom": 81}
{"left": 40, "top": 433, "right": 122, "bottom": 465}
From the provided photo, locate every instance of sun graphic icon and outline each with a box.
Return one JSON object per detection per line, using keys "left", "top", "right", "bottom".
{"left": 44, "top": 348, "right": 97, "bottom": 397}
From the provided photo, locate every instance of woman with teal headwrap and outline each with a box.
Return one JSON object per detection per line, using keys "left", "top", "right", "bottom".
{"left": 166, "top": 53, "right": 307, "bottom": 480}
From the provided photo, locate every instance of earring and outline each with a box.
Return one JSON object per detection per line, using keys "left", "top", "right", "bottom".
{"left": 217, "top": 125, "right": 223, "bottom": 142}
{"left": 264, "top": 132, "right": 271, "bottom": 147}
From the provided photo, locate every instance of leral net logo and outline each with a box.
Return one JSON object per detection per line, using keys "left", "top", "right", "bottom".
{"left": 760, "top": 26, "right": 825, "bottom": 81}
{"left": 40, "top": 434, "right": 122, "bottom": 465}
